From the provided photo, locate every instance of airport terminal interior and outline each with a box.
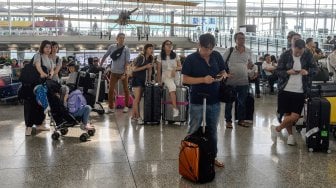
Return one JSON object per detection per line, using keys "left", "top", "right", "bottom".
{"left": 1, "top": 0, "right": 336, "bottom": 187}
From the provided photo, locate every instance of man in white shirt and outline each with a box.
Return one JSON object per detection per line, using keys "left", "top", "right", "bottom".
{"left": 271, "top": 39, "right": 316, "bottom": 146}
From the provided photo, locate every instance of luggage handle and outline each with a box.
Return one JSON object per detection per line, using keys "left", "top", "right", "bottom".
{"left": 198, "top": 92, "right": 209, "bottom": 134}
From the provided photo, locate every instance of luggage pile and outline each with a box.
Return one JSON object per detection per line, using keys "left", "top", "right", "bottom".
{"left": 0, "top": 67, "right": 21, "bottom": 103}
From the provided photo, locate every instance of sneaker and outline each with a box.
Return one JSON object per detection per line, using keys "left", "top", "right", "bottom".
{"left": 287, "top": 135, "right": 296, "bottom": 146}
{"left": 137, "top": 118, "right": 144, "bottom": 124}
{"left": 36, "top": 126, "right": 50, "bottom": 131}
{"left": 173, "top": 108, "right": 179, "bottom": 117}
{"left": 107, "top": 108, "right": 115, "bottom": 113}
{"left": 131, "top": 117, "right": 138, "bottom": 122}
{"left": 270, "top": 125, "right": 280, "bottom": 143}
{"left": 123, "top": 107, "right": 129, "bottom": 113}
{"left": 25, "top": 127, "right": 32, "bottom": 136}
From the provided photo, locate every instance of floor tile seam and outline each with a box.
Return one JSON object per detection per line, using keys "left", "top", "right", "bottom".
{"left": 12, "top": 138, "right": 28, "bottom": 157}
{"left": 114, "top": 114, "right": 138, "bottom": 188}
{"left": 127, "top": 158, "right": 177, "bottom": 163}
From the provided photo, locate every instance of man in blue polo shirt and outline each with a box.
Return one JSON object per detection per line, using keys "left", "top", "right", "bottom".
{"left": 182, "top": 33, "right": 228, "bottom": 167}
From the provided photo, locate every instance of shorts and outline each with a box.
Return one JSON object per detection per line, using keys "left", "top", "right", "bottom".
{"left": 278, "top": 90, "right": 304, "bottom": 115}
{"left": 162, "top": 76, "right": 176, "bottom": 92}
{"left": 132, "top": 77, "right": 145, "bottom": 88}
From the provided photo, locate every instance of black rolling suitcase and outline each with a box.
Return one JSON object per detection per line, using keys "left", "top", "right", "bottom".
{"left": 305, "top": 97, "right": 331, "bottom": 153}
{"left": 143, "top": 83, "right": 161, "bottom": 125}
{"left": 143, "top": 68, "right": 161, "bottom": 125}
{"left": 179, "top": 94, "right": 215, "bottom": 183}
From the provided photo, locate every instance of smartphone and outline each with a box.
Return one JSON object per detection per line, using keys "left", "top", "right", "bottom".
{"left": 214, "top": 75, "right": 223, "bottom": 82}
{"left": 294, "top": 69, "right": 301, "bottom": 73}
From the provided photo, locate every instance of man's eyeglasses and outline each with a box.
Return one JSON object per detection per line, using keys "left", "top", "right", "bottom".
{"left": 93, "top": 59, "right": 99, "bottom": 62}
{"left": 165, "top": 43, "right": 173, "bottom": 46}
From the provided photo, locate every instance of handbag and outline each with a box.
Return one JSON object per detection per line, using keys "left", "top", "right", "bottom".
{"left": 219, "top": 79, "right": 236, "bottom": 103}
{"left": 312, "top": 66, "right": 329, "bottom": 82}
{"left": 110, "top": 46, "right": 125, "bottom": 61}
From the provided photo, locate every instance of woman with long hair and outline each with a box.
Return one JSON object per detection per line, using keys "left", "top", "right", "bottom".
{"left": 24, "top": 40, "right": 53, "bottom": 136}
{"left": 50, "top": 41, "right": 62, "bottom": 82}
{"left": 157, "top": 40, "right": 182, "bottom": 117}
{"left": 131, "top": 44, "right": 154, "bottom": 124}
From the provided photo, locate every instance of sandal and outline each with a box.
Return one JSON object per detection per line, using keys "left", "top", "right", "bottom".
{"left": 226, "top": 122, "right": 233, "bottom": 129}
{"left": 238, "top": 121, "right": 249, "bottom": 127}
{"left": 214, "top": 159, "right": 225, "bottom": 168}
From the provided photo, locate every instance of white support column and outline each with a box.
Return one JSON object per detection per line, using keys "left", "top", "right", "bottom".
{"left": 237, "top": 0, "right": 246, "bottom": 32}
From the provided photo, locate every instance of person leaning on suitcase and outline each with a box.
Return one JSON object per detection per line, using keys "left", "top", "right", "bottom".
{"left": 182, "top": 33, "right": 229, "bottom": 168}
{"left": 271, "top": 39, "right": 317, "bottom": 145}
{"left": 100, "top": 33, "right": 131, "bottom": 113}
{"left": 130, "top": 44, "right": 154, "bottom": 124}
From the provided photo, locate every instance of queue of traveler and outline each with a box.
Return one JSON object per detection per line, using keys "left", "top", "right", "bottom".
{"left": 7, "top": 30, "right": 336, "bottom": 174}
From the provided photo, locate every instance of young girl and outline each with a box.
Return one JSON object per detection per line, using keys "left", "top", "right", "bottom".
{"left": 131, "top": 44, "right": 154, "bottom": 124}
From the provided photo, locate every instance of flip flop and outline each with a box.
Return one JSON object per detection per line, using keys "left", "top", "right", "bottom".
{"left": 215, "top": 159, "right": 225, "bottom": 168}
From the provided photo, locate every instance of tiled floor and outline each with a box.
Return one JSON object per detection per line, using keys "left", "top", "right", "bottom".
{"left": 1, "top": 95, "right": 336, "bottom": 188}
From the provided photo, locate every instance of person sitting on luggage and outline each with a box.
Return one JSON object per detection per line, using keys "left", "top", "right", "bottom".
{"left": 271, "top": 39, "right": 317, "bottom": 146}
{"left": 157, "top": 40, "right": 182, "bottom": 117}
{"left": 67, "top": 89, "right": 95, "bottom": 130}
{"left": 182, "top": 33, "right": 228, "bottom": 168}
{"left": 262, "top": 54, "right": 278, "bottom": 94}
{"left": 130, "top": 44, "right": 154, "bottom": 124}
{"left": 247, "top": 61, "right": 260, "bottom": 98}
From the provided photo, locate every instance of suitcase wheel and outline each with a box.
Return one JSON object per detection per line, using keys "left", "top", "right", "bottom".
{"left": 309, "top": 148, "right": 314, "bottom": 152}
{"left": 327, "top": 149, "right": 332, "bottom": 154}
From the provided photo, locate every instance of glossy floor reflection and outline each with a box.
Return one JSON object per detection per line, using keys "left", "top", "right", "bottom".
{"left": 1, "top": 95, "right": 336, "bottom": 188}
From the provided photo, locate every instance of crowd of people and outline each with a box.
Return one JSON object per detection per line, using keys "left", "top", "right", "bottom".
{"left": 2, "top": 30, "right": 336, "bottom": 171}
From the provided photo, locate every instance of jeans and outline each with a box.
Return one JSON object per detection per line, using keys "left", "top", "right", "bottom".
{"left": 72, "top": 105, "right": 91, "bottom": 125}
{"left": 225, "top": 85, "right": 249, "bottom": 122}
{"left": 188, "top": 102, "right": 221, "bottom": 157}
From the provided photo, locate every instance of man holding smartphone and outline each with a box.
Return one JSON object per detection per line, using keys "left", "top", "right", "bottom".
{"left": 271, "top": 39, "right": 317, "bottom": 145}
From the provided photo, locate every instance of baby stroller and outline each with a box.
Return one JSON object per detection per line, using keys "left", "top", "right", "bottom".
{"left": 44, "top": 80, "right": 96, "bottom": 142}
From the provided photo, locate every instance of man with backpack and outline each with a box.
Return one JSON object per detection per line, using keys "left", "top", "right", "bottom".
{"left": 100, "top": 33, "right": 130, "bottom": 113}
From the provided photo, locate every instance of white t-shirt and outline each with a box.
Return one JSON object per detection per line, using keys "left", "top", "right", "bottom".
{"left": 262, "top": 61, "right": 276, "bottom": 76}
{"left": 34, "top": 53, "right": 53, "bottom": 72}
{"left": 247, "top": 64, "right": 258, "bottom": 79}
{"left": 284, "top": 55, "right": 303, "bottom": 93}
{"left": 157, "top": 55, "right": 180, "bottom": 79}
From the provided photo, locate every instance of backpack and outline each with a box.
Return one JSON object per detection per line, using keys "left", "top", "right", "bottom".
{"left": 127, "top": 54, "right": 145, "bottom": 78}
{"left": 19, "top": 55, "right": 48, "bottom": 85}
{"left": 67, "top": 89, "right": 87, "bottom": 113}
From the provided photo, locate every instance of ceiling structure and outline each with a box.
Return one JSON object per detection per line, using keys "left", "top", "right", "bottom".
{"left": 0, "top": 0, "right": 335, "bottom": 51}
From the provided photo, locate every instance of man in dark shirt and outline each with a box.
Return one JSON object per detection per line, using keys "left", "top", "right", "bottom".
{"left": 182, "top": 33, "right": 228, "bottom": 167}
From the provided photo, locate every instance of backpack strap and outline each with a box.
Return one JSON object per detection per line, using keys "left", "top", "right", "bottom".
{"left": 225, "top": 47, "right": 234, "bottom": 63}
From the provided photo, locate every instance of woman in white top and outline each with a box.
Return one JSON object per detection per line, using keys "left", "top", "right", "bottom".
{"left": 157, "top": 40, "right": 182, "bottom": 117}
{"left": 50, "top": 41, "right": 62, "bottom": 82}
